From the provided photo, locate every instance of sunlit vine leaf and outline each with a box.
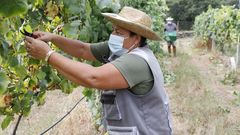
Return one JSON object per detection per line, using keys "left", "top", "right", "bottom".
{"left": 1, "top": 115, "right": 13, "bottom": 130}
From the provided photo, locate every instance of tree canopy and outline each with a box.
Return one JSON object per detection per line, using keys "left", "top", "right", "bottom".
{"left": 166, "top": 0, "right": 237, "bottom": 30}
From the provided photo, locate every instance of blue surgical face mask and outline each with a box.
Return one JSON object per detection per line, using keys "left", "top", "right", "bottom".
{"left": 108, "top": 34, "right": 128, "bottom": 56}
{"left": 167, "top": 21, "right": 172, "bottom": 25}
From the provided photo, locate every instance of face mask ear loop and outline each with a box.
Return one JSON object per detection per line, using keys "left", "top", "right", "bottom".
{"left": 127, "top": 43, "right": 137, "bottom": 53}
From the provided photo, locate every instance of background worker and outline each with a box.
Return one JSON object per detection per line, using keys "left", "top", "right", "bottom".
{"left": 164, "top": 17, "right": 178, "bottom": 57}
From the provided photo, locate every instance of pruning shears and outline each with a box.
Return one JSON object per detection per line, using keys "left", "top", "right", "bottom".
{"left": 20, "top": 28, "right": 35, "bottom": 38}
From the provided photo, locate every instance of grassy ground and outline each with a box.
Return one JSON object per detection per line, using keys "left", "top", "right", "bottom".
{"left": 163, "top": 37, "right": 240, "bottom": 135}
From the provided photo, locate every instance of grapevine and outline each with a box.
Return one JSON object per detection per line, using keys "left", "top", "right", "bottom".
{"left": 0, "top": 0, "right": 168, "bottom": 131}
{"left": 193, "top": 6, "right": 240, "bottom": 53}
{"left": 0, "top": 0, "right": 116, "bottom": 129}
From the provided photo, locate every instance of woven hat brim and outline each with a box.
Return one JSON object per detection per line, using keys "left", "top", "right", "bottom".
{"left": 102, "top": 13, "right": 160, "bottom": 41}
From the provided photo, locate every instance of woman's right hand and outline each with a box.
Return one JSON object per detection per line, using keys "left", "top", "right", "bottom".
{"left": 33, "top": 31, "right": 55, "bottom": 42}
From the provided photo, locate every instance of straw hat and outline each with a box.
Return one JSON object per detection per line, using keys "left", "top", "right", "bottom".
{"left": 166, "top": 17, "right": 173, "bottom": 21}
{"left": 102, "top": 7, "right": 160, "bottom": 40}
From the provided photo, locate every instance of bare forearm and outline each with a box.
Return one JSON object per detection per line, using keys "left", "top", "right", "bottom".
{"left": 25, "top": 32, "right": 129, "bottom": 90}
{"left": 48, "top": 52, "right": 97, "bottom": 88}
{"left": 56, "top": 68, "right": 83, "bottom": 86}
{"left": 51, "top": 35, "right": 95, "bottom": 60}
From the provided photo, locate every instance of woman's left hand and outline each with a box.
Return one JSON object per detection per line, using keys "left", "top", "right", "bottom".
{"left": 24, "top": 36, "right": 52, "bottom": 60}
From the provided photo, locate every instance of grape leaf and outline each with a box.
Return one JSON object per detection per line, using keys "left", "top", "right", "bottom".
{"left": 1, "top": 115, "right": 13, "bottom": 130}
{"left": 37, "top": 91, "right": 46, "bottom": 105}
{"left": 0, "top": 40, "right": 9, "bottom": 58}
{"left": 21, "top": 92, "right": 33, "bottom": 116}
{"left": 82, "top": 88, "right": 93, "bottom": 98}
{"left": 0, "top": 0, "right": 28, "bottom": 17}
{"left": 0, "top": 56, "right": 2, "bottom": 65}
{"left": 0, "top": 96, "right": 6, "bottom": 107}
{"left": 45, "top": 1, "right": 59, "bottom": 18}
{"left": 28, "top": 58, "right": 40, "bottom": 65}
{"left": 37, "top": 70, "right": 46, "bottom": 80}
{"left": 63, "top": 22, "right": 80, "bottom": 39}
{"left": 12, "top": 98, "right": 21, "bottom": 113}
{"left": 14, "top": 66, "right": 27, "bottom": 80}
{"left": 8, "top": 56, "right": 19, "bottom": 67}
{"left": 0, "top": 71, "right": 10, "bottom": 95}
{"left": 50, "top": 70, "right": 61, "bottom": 83}
{"left": 79, "top": 26, "right": 91, "bottom": 42}
{"left": 0, "top": 21, "right": 9, "bottom": 35}
{"left": 63, "top": 0, "right": 82, "bottom": 15}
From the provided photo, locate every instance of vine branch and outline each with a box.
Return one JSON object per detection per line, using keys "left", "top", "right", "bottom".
{"left": 12, "top": 113, "right": 23, "bottom": 135}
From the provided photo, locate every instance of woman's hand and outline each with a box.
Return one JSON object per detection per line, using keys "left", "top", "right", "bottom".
{"left": 33, "top": 31, "right": 55, "bottom": 42}
{"left": 25, "top": 36, "right": 52, "bottom": 60}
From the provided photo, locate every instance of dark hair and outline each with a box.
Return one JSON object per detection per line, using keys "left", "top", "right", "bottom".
{"left": 130, "top": 31, "right": 147, "bottom": 47}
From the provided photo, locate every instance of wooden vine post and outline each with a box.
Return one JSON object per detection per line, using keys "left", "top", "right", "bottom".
{"left": 236, "top": 35, "right": 240, "bottom": 68}
{"left": 211, "top": 35, "right": 216, "bottom": 53}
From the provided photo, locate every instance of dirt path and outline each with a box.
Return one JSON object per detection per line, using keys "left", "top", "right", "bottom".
{"left": 163, "top": 37, "right": 240, "bottom": 135}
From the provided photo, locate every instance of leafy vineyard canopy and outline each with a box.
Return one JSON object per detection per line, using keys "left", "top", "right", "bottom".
{"left": 194, "top": 6, "right": 240, "bottom": 53}
{"left": 0, "top": 0, "right": 168, "bottom": 131}
{"left": 0, "top": 0, "right": 119, "bottom": 130}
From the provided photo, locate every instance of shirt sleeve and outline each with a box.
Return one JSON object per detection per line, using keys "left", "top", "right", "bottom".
{"left": 111, "top": 54, "right": 153, "bottom": 89}
{"left": 90, "top": 41, "right": 110, "bottom": 63}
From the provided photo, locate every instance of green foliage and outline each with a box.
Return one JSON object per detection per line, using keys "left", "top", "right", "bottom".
{"left": 0, "top": 0, "right": 168, "bottom": 130}
{"left": 156, "top": 53, "right": 176, "bottom": 86}
{"left": 221, "top": 71, "right": 238, "bottom": 86}
{"left": 166, "top": 0, "right": 237, "bottom": 30}
{"left": 0, "top": 71, "right": 10, "bottom": 95}
{"left": 83, "top": 88, "right": 102, "bottom": 128}
{"left": 0, "top": 0, "right": 28, "bottom": 17}
{"left": 163, "top": 70, "right": 176, "bottom": 86}
{"left": 233, "top": 91, "right": 240, "bottom": 106}
{"left": 217, "top": 105, "right": 230, "bottom": 114}
{"left": 0, "top": 0, "right": 118, "bottom": 130}
{"left": 193, "top": 6, "right": 240, "bottom": 52}
{"left": 1, "top": 115, "right": 13, "bottom": 130}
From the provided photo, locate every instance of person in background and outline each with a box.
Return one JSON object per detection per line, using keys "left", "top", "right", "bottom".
{"left": 24, "top": 6, "right": 172, "bottom": 135}
{"left": 164, "top": 17, "right": 177, "bottom": 57}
